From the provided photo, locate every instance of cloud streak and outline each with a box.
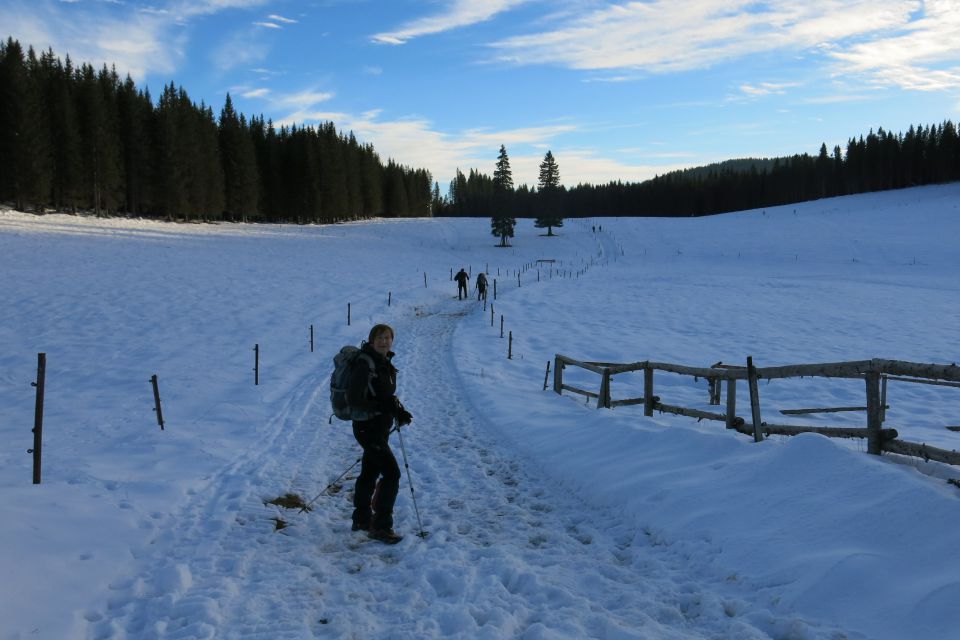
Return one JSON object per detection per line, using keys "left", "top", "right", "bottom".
{"left": 267, "top": 101, "right": 667, "bottom": 188}
{"left": 488, "top": 0, "right": 960, "bottom": 91}
{"left": 371, "top": 0, "right": 531, "bottom": 45}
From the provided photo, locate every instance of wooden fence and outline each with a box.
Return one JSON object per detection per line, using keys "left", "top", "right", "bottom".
{"left": 553, "top": 354, "right": 960, "bottom": 465}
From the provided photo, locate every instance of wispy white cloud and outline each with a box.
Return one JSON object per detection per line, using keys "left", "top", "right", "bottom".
{"left": 492, "top": 1, "right": 915, "bottom": 70}
{"left": 0, "top": 0, "right": 183, "bottom": 80}
{"left": 826, "top": 0, "right": 960, "bottom": 91}
{"left": 371, "top": 0, "right": 531, "bottom": 45}
{"left": 254, "top": 13, "right": 297, "bottom": 28}
{"left": 240, "top": 87, "right": 271, "bottom": 98}
{"left": 210, "top": 31, "right": 269, "bottom": 73}
{"left": 738, "top": 81, "right": 800, "bottom": 98}
{"left": 487, "top": 0, "right": 960, "bottom": 92}
{"left": 271, "top": 89, "right": 336, "bottom": 112}
{"left": 266, "top": 103, "right": 667, "bottom": 188}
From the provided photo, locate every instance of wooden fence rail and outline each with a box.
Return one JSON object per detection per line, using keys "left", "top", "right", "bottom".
{"left": 552, "top": 354, "right": 960, "bottom": 466}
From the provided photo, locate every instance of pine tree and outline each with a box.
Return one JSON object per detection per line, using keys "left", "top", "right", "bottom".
{"left": 493, "top": 144, "right": 514, "bottom": 191}
{"left": 116, "top": 75, "right": 153, "bottom": 215}
{"left": 219, "top": 94, "right": 259, "bottom": 221}
{"left": 39, "top": 49, "right": 82, "bottom": 212}
{"left": 491, "top": 144, "right": 516, "bottom": 246}
{"left": 0, "top": 41, "right": 53, "bottom": 211}
{"left": 535, "top": 150, "right": 563, "bottom": 236}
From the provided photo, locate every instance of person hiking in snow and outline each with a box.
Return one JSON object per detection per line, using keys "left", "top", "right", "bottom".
{"left": 348, "top": 323, "right": 414, "bottom": 544}
{"left": 475, "top": 271, "right": 488, "bottom": 301}
{"left": 454, "top": 268, "right": 470, "bottom": 300}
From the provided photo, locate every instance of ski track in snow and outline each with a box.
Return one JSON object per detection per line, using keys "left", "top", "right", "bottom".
{"left": 84, "top": 286, "right": 853, "bottom": 639}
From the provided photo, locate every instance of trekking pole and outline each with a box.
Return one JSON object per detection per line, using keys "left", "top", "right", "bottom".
{"left": 396, "top": 426, "right": 427, "bottom": 538}
{"left": 300, "top": 456, "right": 362, "bottom": 513}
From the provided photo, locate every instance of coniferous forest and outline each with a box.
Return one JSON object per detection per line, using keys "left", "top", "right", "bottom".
{"left": 0, "top": 39, "right": 433, "bottom": 222}
{"left": 440, "top": 125, "right": 960, "bottom": 219}
{"left": 3, "top": 38, "right": 959, "bottom": 224}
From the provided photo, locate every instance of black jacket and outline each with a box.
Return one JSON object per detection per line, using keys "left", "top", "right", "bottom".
{"left": 348, "top": 343, "right": 398, "bottom": 433}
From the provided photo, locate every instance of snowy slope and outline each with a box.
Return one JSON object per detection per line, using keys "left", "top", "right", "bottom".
{"left": 1, "top": 184, "right": 959, "bottom": 639}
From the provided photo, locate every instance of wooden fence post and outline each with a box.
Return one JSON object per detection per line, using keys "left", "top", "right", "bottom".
{"left": 254, "top": 344, "right": 260, "bottom": 385}
{"left": 30, "top": 353, "right": 46, "bottom": 484}
{"left": 150, "top": 374, "right": 165, "bottom": 430}
{"left": 865, "top": 370, "right": 882, "bottom": 455}
{"left": 725, "top": 377, "right": 738, "bottom": 430}
{"left": 746, "top": 356, "right": 763, "bottom": 442}
{"left": 424, "top": 272, "right": 428, "bottom": 288}
{"left": 310, "top": 325, "right": 314, "bottom": 352}
{"left": 347, "top": 303, "right": 351, "bottom": 326}
{"left": 543, "top": 361, "right": 551, "bottom": 391}
{"left": 553, "top": 356, "right": 564, "bottom": 394}
{"left": 643, "top": 365, "right": 654, "bottom": 416}
{"left": 494, "top": 279, "right": 497, "bottom": 300}
{"left": 599, "top": 368, "right": 611, "bottom": 409}
{"left": 708, "top": 378, "right": 721, "bottom": 405}
{"left": 508, "top": 331, "right": 513, "bottom": 359}
{"left": 388, "top": 292, "right": 392, "bottom": 307}
{"left": 880, "top": 375, "right": 887, "bottom": 423}
{"left": 500, "top": 315, "right": 504, "bottom": 338}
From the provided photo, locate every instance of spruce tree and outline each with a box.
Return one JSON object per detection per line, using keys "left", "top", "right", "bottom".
{"left": 535, "top": 150, "right": 563, "bottom": 236}
{"left": 0, "top": 41, "right": 53, "bottom": 211}
{"left": 40, "top": 49, "right": 82, "bottom": 212}
{"left": 219, "top": 94, "right": 259, "bottom": 221}
{"left": 491, "top": 144, "right": 516, "bottom": 246}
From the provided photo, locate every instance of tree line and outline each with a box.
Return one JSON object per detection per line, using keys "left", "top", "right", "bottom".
{"left": 0, "top": 38, "right": 433, "bottom": 222}
{"left": 440, "top": 122, "right": 960, "bottom": 224}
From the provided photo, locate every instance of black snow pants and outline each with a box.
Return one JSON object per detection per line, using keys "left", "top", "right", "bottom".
{"left": 352, "top": 421, "right": 401, "bottom": 531}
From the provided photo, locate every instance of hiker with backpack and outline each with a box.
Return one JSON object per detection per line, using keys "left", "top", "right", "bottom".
{"left": 346, "top": 323, "right": 413, "bottom": 544}
{"left": 475, "top": 272, "right": 488, "bottom": 301}
{"left": 454, "top": 268, "right": 470, "bottom": 300}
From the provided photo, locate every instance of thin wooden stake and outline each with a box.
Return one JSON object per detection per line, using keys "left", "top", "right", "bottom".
{"left": 310, "top": 325, "right": 314, "bottom": 352}
{"left": 725, "top": 378, "right": 738, "bottom": 430}
{"left": 347, "top": 303, "right": 351, "bottom": 326}
{"left": 30, "top": 353, "right": 46, "bottom": 484}
{"left": 508, "top": 331, "right": 513, "bottom": 359}
{"left": 254, "top": 344, "right": 260, "bottom": 385}
{"left": 643, "top": 366, "right": 654, "bottom": 417}
{"left": 746, "top": 356, "right": 763, "bottom": 442}
{"left": 150, "top": 374, "right": 165, "bottom": 430}
{"left": 543, "top": 361, "right": 552, "bottom": 390}
{"left": 866, "top": 370, "right": 883, "bottom": 455}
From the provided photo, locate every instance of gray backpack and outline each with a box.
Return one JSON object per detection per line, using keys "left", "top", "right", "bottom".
{"left": 330, "top": 345, "right": 377, "bottom": 421}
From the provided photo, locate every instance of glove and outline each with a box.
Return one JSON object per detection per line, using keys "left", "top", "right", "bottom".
{"left": 397, "top": 408, "right": 413, "bottom": 427}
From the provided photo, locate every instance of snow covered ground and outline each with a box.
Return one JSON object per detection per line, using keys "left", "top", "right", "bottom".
{"left": 1, "top": 183, "right": 959, "bottom": 640}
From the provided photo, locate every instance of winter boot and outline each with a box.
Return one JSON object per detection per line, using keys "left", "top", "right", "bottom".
{"left": 368, "top": 528, "right": 403, "bottom": 544}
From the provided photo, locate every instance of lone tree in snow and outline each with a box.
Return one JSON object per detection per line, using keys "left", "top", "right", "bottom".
{"left": 491, "top": 144, "right": 516, "bottom": 247}
{"left": 535, "top": 150, "right": 563, "bottom": 236}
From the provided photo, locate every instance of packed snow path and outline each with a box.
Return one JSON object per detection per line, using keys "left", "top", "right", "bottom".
{"left": 84, "top": 295, "right": 852, "bottom": 639}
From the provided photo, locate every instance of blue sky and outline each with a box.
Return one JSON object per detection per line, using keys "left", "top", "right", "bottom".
{"left": 3, "top": 1, "right": 960, "bottom": 191}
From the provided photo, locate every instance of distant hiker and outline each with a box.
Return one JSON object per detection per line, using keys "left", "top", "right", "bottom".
{"left": 349, "top": 323, "right": 414, "bottom": 544}
{"left": 454, "top": 268, "right": 470, "bottom": 300}
{"left": 476, "top": 272, "right": 488, "bottom": 301}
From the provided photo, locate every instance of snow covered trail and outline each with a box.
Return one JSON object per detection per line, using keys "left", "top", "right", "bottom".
{"left": 85, "top": 286, "right": 855, "bottom": 639}
{"left": 82, "top": 354, "right": 338, "bottom": 640}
